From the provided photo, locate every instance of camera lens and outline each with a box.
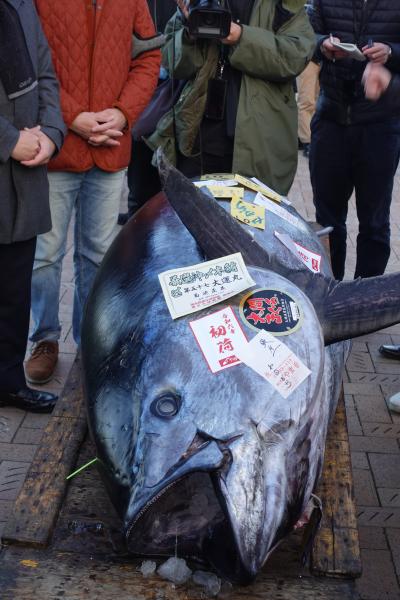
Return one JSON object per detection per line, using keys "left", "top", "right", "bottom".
{"left": 203, "top": 12, "right": 218, "bottom": 27}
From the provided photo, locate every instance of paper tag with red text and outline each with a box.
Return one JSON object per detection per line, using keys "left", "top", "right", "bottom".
{"left": 274, "top": 231, "right": 321, "bottom": 273}
{"left": 190, "top": 306, "right": 248, "bottom": 373}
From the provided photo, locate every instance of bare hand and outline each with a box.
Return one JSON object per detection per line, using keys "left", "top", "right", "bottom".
{"left": 21, "top": 132, "right": 56, "bottom": 167}
{"left": 70, "top": 112, "right": 100, "bottom": 139}
{"left": 363, "top": 62, "right": 392, "bottom": 100}
{"left": 176, "top": 0, "right": 189, "bottom": 20}
{"left": 362, "top": 43, "right": 392, "bottom": 65}
{"left": 221, "top": 22, "right": 242, "bottom": 46}
{"left": 321, "top": 36, "right": 348, "bottom": 61}
{"left": 11, "top": 130, "right": 41, "bottom": 162}
{"left": 91, "top": 108, "right": 127, "bottom": 134}
{"left": 88, "top": 133, "right": 121, "bottom": 147}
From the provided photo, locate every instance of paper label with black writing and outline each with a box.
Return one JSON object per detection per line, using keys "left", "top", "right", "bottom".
{"left": 236, "top": 331, "right": 311, "bottom": 398}
{"left": 207, "top": 186, "right": 244, "bottom": 200}
{"left": 234, "top": 174, "right": 282, "bottom": 203}
{"left": 254, "top": 193, "right": 300, "bottom": 228}
{"left": 231, "top": 198, "right": 266, "bottom": 229}
{"left": 159, "top": 253, "right": 255, "bottom": 319}
{"left": 195, "top": 179, "right": 238, "bottom": 188}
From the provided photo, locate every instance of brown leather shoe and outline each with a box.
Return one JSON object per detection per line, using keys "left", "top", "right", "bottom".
{"left": 25, "top": 340, "right": 59, "bottom": 384}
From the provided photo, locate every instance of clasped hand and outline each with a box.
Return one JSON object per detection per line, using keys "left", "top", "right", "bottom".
{"left": 11, "top": 126, "right": 56, "bottom": 166}
{"left": 70, "top": 108, "right": 127, "bottom": 147}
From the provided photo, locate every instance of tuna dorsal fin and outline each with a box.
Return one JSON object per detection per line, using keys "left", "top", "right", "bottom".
{"left": 157, "top": 151, "right": 400, "bottom": 346}
{"left": 157, "top": 149, "right": 277, "bottom": 270}
{"left": 323, "top": 275, "right": 400, "bottom": 344}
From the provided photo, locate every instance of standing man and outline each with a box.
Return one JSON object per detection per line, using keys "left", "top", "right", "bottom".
{"left": 25, "top": 0, "right": 160, "bottom": 385}
{"left": 149, "top": 0, "right": 315, "bottom": 196}
{"left": 0, "top": 0, "right": 65, "bottom": 411}
{"left": 309, "top": 0, "right": 400, "bottom": 281}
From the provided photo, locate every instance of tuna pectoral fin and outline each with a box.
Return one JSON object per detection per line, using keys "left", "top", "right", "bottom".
{"left": 157, "top": 149, "right": 274, "bottom": 269}
{"left": 323, "top": 274, "right": 400, "bottom": 344}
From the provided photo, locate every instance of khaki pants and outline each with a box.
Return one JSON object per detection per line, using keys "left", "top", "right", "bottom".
{"left": 297, "top": 61, "right": 320, "bottom": 145}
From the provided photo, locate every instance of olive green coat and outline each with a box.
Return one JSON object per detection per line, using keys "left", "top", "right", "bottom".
{"left": 148, "top": 0, "right": 315, "bottom": 195}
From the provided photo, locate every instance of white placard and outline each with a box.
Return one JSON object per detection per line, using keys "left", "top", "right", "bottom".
{"left": 190, "top": 307, "right": 248, "bottom": 373}
{"left": 236, "top": 331, "right": 311, "bottom": 398}
{"left": 194, "top": 179, "right": 238, "bottom": 188}
{"left": 159, "top": 253, "right": 255, "bottom": 319}
{"left": 251, "top": 177, "right": 292, "bottom": 206}
{"left": 274, "top": 231, "right": 322, "bottom": 273}
{"left": 254, "top": 193, "right": 300, "bottom": 227}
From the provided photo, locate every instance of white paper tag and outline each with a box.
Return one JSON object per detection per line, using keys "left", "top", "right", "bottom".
{"left": 274, "top": 231, "right": 322, "bottom": 273}
{"left": 254, "top": 193, "right": 300, "bottom": 227}
{"left": 190, "top": 307, "right": 248, "bottom": 373}
{"left": 251, "top": 178, "right": 292, "bottom": 205}
{"left": 194, "top": 179, "right": 238, "bottom": 188}
{"left": 236, "top": 331, "right": 311, "bottom": 398}
{"left": 159, "top": 253, "right": 255, "bottom": 319}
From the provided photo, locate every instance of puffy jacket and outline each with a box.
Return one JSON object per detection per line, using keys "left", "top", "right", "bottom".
{"left": 384, "top": 75, "right": 400, "bottom": 112}
{"left": 312, "top": 0, "right": 400, "bottom": 124}
{"left": 148, "top": 1, "right": 316, "bottom": 196}
{"left": 36, "top": 0, "right": 161, "bottom": 172}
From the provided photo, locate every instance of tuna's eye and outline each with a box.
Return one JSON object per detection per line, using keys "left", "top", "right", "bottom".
{"left": 150, "top": 394, "right": 181, "bottom": 419}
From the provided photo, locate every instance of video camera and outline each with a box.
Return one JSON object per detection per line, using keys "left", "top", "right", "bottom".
{"left": 186, "top": 0, "right": 231, "bottom": 40}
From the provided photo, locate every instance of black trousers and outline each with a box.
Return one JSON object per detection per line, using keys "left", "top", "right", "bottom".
{"left": 309, "top": 116, "right": 400, "bottom": 280}
{"left": 176, "top": 151, "right": 233, "bottom": 179}
{"left": 127, "top": 139, "right": 161, "bottom": 216}
{"left": 0, "top": 237, "right": 36, "bottom": 392}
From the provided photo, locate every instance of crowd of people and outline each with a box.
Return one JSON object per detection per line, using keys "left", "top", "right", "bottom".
{"left": 1, "top": 0, "right": 400, "bottom": 414}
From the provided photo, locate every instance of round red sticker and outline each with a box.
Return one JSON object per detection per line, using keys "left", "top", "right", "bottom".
{"left": 239, "top": 288, "right": 303, "bottom": 335}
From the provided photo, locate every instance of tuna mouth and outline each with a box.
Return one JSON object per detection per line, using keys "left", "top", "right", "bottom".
{"left": 125, "top": 470, "right": 255, "bottom": 583}
{"left": 125, "top": 432, "right": 261, "bottom": 584}
{"left": 126, "top": 431, "right": 229, "bottom": 554}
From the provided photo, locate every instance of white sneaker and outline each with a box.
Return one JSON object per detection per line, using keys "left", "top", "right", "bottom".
{"left": 387, "top": 392, "right": 400, "bottom": 413}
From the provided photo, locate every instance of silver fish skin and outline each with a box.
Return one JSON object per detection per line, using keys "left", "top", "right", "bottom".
{"left": 81, "top": 188, "right": 351, "bottom": 583}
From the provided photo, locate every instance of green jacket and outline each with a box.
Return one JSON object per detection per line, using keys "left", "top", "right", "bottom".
{"left": 147, "top": 0, "right": 315, "bottom": 195}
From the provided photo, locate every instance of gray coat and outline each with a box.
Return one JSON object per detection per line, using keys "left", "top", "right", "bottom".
{"left": 0, "top": 0, "right": 65, "bottom": 244}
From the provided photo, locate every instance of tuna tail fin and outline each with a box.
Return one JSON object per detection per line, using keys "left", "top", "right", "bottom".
{"left": 323, "top": 274, "right": 400, "bottom": 345}
{"left": 157, "top": 149, "right": 276, "bottom": 270}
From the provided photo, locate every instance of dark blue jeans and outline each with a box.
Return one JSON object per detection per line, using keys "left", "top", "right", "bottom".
{"left": 309, "top": 116, "right": 400, "bottom": 280}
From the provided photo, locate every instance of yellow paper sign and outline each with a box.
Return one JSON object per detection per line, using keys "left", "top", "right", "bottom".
{"left": 231, "top": 198, "right": 266, "bottom": 230}
{"left": 207, "top": 186, "right": 244, "bottom": 200}
{"left": 234, "top": 174, "right": 282, "bottom": 203}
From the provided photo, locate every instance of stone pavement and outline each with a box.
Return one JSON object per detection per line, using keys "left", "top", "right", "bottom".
{"left": 1, "top": 160, "right": 400, "bottom": 599}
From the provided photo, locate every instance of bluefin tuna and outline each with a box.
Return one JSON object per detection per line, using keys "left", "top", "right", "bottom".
{"left": 81, "top": 154, "right": 400, "bottom": 583}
